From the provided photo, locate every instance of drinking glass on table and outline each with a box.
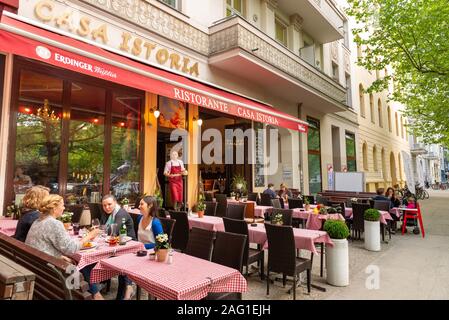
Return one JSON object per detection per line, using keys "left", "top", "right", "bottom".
{"left": 99, "top": 224, "right": 107, "bottom": 239}
{"left": 72, "top": 222, "right": 80, "bottom": 236}
{"left": 91, "top": 218, "right": 100, "bottom": 229}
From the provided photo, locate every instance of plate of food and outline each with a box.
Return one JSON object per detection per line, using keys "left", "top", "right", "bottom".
{"left": 81, "top": 241, "right": 97, "bottom": 250}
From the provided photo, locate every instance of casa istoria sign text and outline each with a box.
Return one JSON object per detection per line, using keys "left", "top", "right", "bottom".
{"left": 18, "top": 0, "right": 201, "bottom": 77}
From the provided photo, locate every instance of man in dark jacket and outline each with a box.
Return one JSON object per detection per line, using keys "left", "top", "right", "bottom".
{"left": 100, "top": 194, "right": 136, "bottom": 240}
{"left": 372, "top": 188, "right": 389, "bottom": 201}
{"left": 101, "top": 194, "right": 136, "bottom": 299}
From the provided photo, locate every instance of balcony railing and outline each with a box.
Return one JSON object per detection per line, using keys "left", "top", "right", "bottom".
{"left": 209, "top": 16, "right": 347, "bottom": 103}
{"left": 410, "top": 143, "right": 428, "bottom": 155}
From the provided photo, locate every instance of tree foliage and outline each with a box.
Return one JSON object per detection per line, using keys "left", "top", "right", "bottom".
{"left": 347, "top": 0, "right": 449, "bottom": 146}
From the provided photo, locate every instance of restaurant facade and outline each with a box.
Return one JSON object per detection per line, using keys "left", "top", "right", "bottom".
{"left": 0, "top": 0, "right": 359, "bottom": 212}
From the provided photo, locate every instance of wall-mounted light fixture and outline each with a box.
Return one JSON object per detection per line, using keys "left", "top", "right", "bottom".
{"left": 147, "top": 108, "right": 160, "bottom": 127}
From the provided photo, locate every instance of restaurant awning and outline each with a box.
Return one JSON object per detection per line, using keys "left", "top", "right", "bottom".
{"left": 0, "top": 12, "right": 308, "bottom": 132}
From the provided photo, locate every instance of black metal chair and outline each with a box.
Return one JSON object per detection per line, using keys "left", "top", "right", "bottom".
{"left": 315, "top": 195, "right": 329, "bottom": 206}
{"left": 222, "top": 217, "right": 264, "bottom": 280}
{"left": 205, "top": 231, "right": 247, "bottom": 300}
{"left": 169, "top": 210, "right": 190, "bottom": 251}
{"left": 271, "top": 208, "right": 293, "bottom": 226}
{"left": 260, "top": 193, "right": 273, "bottom": 206}
{"left": 271, "top": 199, "right": 282, "bottom": 209}
{"left": 351, "top": 203, "right": 370, "bottom": 240}
{"left": 215, "top": 194, "right": 228, "bottom": 218}
{"left": 373, "top": 200, "right": 393, "bottom": 240}
{"left": 226, "top": 203, "right": 246, "bottom": 220}
{"left": 158, "top": 217, "right": 176, "bottom": 246}
{"left": 185, "top": 227, "right": 216, "bottom": 261}
{"left": 265, "top": 223, "right": 312, "bottom": 300}
{"left": 247, "top": 192, "right": 259, "bottom": 203}
{"left": 204, "top": 201, "right": 217, "bottom": 216}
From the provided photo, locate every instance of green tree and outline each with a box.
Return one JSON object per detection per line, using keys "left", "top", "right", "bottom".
{"left": 347, "top": 0, "right": 449, "bottom": 146}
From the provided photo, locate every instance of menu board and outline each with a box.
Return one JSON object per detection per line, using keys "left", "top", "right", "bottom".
{"left": 254, "top": 122, "right": 265, "bottom": 187}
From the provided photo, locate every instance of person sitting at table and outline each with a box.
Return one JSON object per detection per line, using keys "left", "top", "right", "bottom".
{"left": 14, "top": 185, "right": 50, "bottom": 242}
{"left": 263, "top": 183, "right": 279, "bottom": 199}
{"left": 278, "top": 183, "right": 292, "bottom": 201}
{"left": 385, "top": 187, "right": 401, "bottom": 208}
{"left": 25, "top": 194, "right": 101, "bottom": 299}
{"left": 136, "top": 196, "right": 164, "bottom": 249}
{"left": 372, "top": 188, "right": 389, "bottom": 201}
{"left": 100, "top": 194, "right": 136, "bottom": 300}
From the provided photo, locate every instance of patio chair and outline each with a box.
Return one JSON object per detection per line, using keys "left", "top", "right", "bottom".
{"left": 265, "top": 223, "right": 312, "bottom": 300}
{"left": 226, "top": 203, "right": 246, "bottom": 220}
{"left": 247, "top": 192, "right": 259, "bottom": 203}
{"left": 185, "top": 227, "right": 216, "bottom": 261}
{"left": 204, "top": 201, "right": 217, "bottom": 216}
{"left": 288, "top": 198, "right": 305, "bottom": 228}
{"left": 351, "top": 203, "right": 370, "bottom": 240}
{"left": 222, "top": 217, "right": 264, "bottom": 280}
{"left": 169, "top": 210, "right": 189, "bottom": 251}
{"left": 374, "top": 200, "right": 393, "bottom": 240}
{"left": 303, "top": 195, "right": 315, "bottom": 205}
{"left": 215, "top": 194, "right": 228, "bottom": 217}
{"left": 260, "top": 193, "right": 273, "bottom": 206}
{"left": 271, "top": 198, "right": 282, "bottom": 209}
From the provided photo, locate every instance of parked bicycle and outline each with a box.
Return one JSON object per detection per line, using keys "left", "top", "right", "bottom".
{"left": 415, "top": 184, "right": 429, "bottom": 200}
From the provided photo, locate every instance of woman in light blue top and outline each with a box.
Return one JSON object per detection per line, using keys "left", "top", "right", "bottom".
{"left": 137, "top": 196, "right": 164, "bottom": 249}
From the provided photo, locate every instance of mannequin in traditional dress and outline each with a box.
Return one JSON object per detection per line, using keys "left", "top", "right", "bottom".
{"left": 164, "top": 151, "right": 187, "bottom": 210}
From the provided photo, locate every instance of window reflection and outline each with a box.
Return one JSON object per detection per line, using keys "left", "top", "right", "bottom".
{"left": 15, "top": 70, "right": 62, "bottom": 195}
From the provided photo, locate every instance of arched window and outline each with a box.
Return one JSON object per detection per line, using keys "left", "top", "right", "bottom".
{"left": 387, "top": 106, "right": 392, "bottom": 132}
{"left": 370, "top": 94, "right": 374, "bottom": 123}
{"left": 378, "top": 98, "right": 382, "bottom": 127}
{"left": 381, "top": 148, "right": 386, "bottom": 179}
{"left": 395, "top": 112, "right": 399, "bottom": 136}
{"left": 373, "top": 145, "right": 378, "bottom": 171}
{"left": 362, "top": 142, "right": 368, "bottom": 171}
{"left": 359, "top": 84, "right": 365, "bottom": 118}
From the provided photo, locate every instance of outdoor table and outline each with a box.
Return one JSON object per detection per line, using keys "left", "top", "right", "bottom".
{"left": 345, "top": 208, "right": 393, "bottom": 243}
{"left": 91, "top": 251, "right": 247, "bottom": 300}
{"left": 0, "top": 218, "right": 18, "bottom": 237}
{"left": 291, "top": 209, "right": 345, "bottom": 230}
{"left": 390, "top": 207, "right": 417, "bottom": 218}
{"left": 254, "top": 205, "right": 272, "bottom": 218}
{"left": 70, "top": 237, "right": 145, "bottom": 271}
{"left": 187, "top": 214, "right": 225, "bottom": 232}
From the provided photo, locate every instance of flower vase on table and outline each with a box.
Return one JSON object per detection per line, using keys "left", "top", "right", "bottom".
{"left": 156, "top": 249, "right": 168, "bottom": 262}
{"left": 197, "top": 211, "right": 204, "bottom": 218}
{"left": 154, "top": 233, "right": 170, "bottom": 263}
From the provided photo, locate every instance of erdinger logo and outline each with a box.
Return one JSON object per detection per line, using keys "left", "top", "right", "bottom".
{"left": 35, "top": 46, "right": 51, "bottom": 60}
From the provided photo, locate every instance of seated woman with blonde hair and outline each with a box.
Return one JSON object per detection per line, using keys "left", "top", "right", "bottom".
{"left": 25, "top": 194, "right": 102, "bottom": 299}
{"left": 14, "top": 185, "right": 50, "bottom": 242}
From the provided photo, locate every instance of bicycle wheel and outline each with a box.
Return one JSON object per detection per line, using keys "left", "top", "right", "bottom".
{"left": 423, "top": 190, "right": 429, "bottom": 199}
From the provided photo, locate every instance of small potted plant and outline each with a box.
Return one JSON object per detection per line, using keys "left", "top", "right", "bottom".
{"left": 271, "top": 213, "right": 283, "bottom": 225}
{"left": 154, "top": 233, "right": 170, "bottom": 262}
{"left": 304, "top": 198, "right": 311, "bottom": 211}
{"left": 231, "top": 174, "right": 247, "bottom": 196}
{"left": 364, "top": 208, "right": 381, "bottom": 251}
{"left": 58, "top": 211, "right": 73, "bottom": 230}
{"left": 6, "top": 203, "right": 21, "bottom": 220}
{"left": 323, "top": 220, "right": 350, "bottom": 286}
{"left": 121, "top": 197, "right": 129, "bottom": 210}
{"left": 197, "top": 193, "right": 206, "bottom": 218}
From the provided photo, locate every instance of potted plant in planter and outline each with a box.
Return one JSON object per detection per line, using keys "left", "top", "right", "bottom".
{"left": 323, "top": 220, "right": 350, "bottom": 286}
{"left": 364, "top": 208, "right": 381, "bottom": 251}
{"left": 154, "top": 233, "right": 170, "bottom": 262}
{"left": 197, "top": 193, "right": 206, "bottom": 218}
{"left": 58, "top": 211, "right": 73, "bottom": 230}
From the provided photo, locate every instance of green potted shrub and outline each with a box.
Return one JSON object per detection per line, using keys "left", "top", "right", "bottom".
{"left": 323, "top": 220, "right": 349, "bottom": 286}
{"left": 197, "top": 193, "right": 206, "bottom": 218}
{"left": 364, "top": 208, "right": 381, "bottom": 251}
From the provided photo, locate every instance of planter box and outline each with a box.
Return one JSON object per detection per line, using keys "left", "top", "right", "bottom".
{"left": 326, "top": 238, "right": 349, "bottom": 286}
{"left": 364, "top": 220, "right": 380, "bottom": 251}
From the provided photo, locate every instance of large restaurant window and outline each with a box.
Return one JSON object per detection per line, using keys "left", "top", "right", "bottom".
{"left": 345, "top": 132, "right": 357, "bottom": 172}
{"left": 9, "top": 60, "right": 143, "bottom": 205}
{"left": 307, "top": 117, "right": 321, "bottom": 194}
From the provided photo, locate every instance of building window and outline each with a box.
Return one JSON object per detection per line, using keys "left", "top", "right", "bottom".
{"left": 387, "top": 106, "right": 392, "bottom": 132}
{"left": 226, "top": 0, "right": 244, "bottom": 16}
{"left": 332, "top": 62, "right": 339, "bottom": 81}
{"left": 395, "top": 112, "right": 399, "bottom": 136}
{"left": 362, "top": 142, "right": 368, "bottom": 171}
{"left": 159, "top": 0, "right": 180, "bottom": 10}
{"left": 345, "top": 74, "right": 352, "bottom": 108}
{"left": 359, "top": 84, "right": 365, "bottom": 118}
{"left": 381, "top": 148, "right": 386, "bottom": 179}
{"left": 373, "top": 146, "right": 378, "bottom": 171}
{"left": 307, "top": 117, "right": 321, "bottom": 194}
{"left": 378, "top": 98, "right": 382, "bottom": 127}
{"left": 400, "top": 115, "right": 404, "bottom": 139}
{"left": 345, "top": 132, "right": 357, "bottom": 172}
{"left": 370, "top": 94, "right": 375, "bottom": 123}
{"left": 275, "top": 17, "right": 287, "bottom": 46}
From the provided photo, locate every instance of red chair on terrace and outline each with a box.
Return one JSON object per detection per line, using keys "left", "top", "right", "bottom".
{"left": 402, "top": 202, "right": 425, "bottom": 238}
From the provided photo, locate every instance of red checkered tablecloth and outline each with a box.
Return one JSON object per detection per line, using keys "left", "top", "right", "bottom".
{"left": 71, "top": 240, "right": 145, "bottom": 270}
{"left": 345, "top": 208, "right": 392, "bottom": 225}
{"left": 91, "top": 251, "right": 247, "bottom": 300}
{"left": 0, "top": 218, "right": 18, "bottom": 237}
{"left": 188, "top": 215, "right": 225, "bottom": 232}
{"left": 247, "top": 223, "right": 333, "bottom": 255}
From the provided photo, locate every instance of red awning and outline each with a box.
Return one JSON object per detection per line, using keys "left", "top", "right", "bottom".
{"left": 0, "top": 12, "right": 308, "bottom": 132}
